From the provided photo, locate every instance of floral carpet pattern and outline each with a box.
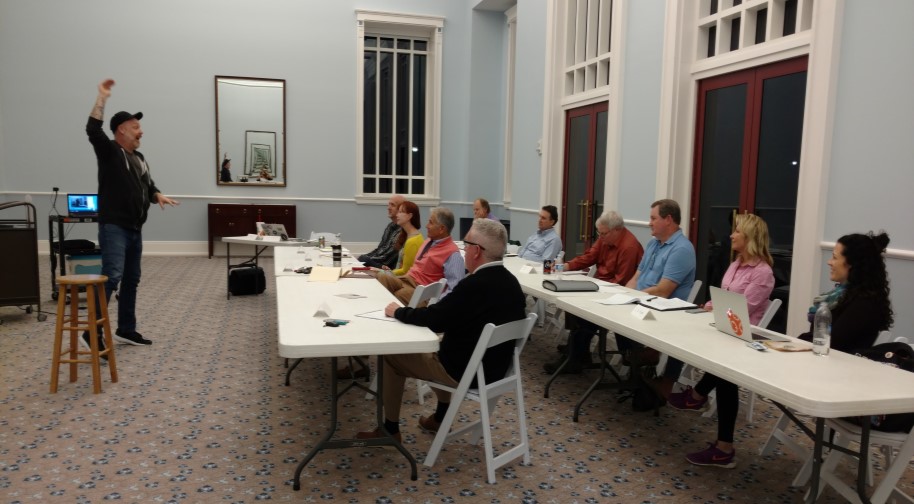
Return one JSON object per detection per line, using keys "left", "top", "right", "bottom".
{"left": 1, "top": 255, "right": 911, "bottom": 503}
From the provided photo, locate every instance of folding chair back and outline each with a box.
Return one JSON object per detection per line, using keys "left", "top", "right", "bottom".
{"left": 409, "top": 278, "right": 447, "bottom": 308}
{"left": 424, "top": 313, "right": 537, "bottom": 483}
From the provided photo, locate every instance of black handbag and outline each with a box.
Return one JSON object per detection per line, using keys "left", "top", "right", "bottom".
{"left": 229, "top": 266, "right": 266, "bottom": 295}
{"left": 846, "top": 342, "right": 914, "bottom": 433}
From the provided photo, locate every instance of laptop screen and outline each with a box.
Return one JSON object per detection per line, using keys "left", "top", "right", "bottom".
{"left": 67, "top": 194, "right": 99, "bottom": 217}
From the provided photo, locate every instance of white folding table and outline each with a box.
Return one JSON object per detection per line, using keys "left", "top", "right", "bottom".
{"left": 554, "top": 295, "right": 914, "bottom": 503}
{"left": 273, "top": 247, "right": 439, "bottom": 489}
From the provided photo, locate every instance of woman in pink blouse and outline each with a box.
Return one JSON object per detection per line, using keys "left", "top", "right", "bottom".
{"left": 668, "top": 213, "right": 775, "bottom": 468}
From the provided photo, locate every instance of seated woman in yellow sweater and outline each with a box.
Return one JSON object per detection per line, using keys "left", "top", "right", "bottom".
{"left": 386, "top": 200, "right": 424, "bottom": 276}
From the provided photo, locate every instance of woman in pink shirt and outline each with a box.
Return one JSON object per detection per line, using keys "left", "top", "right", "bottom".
{"left": 668, "top": 213, "right": 775, "bottom": 468}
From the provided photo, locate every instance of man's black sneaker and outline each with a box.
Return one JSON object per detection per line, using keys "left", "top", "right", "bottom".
{"left": 114, "top": 329, "right": 152, "bottom": 346}
{"left": 79, "top": 331, "right": 108, "bottom": 361}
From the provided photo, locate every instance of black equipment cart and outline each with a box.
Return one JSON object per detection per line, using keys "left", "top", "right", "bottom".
{"left": 0, "top": 201, "right": 45, "bottom": 322}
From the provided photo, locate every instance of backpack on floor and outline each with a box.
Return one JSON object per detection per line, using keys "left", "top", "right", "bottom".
{"left": 229, "top": 265, "right": 266, "bottom": 296}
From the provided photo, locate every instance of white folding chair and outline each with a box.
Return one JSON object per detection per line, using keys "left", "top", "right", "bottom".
{"left": 810, "top": 419, "right": 914, "bottom": 504}
{"left": 656, "top": 280, "right": 702, "bottom": 376}
{"left": 423, "top": 313, "right": 538, "bottom": 483}
{"left": 684, "top": 298, "right": 782, "bottom": 421}
{"left": 761, "top": 334, "right": 908, "bottom": 489}
{"left": 365, "top": 279, "right": 447, "bottom": 401}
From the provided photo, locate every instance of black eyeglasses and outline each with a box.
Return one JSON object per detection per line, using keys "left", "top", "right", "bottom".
{"left": 464, "top": 239, "right": 486, "bottom": 251}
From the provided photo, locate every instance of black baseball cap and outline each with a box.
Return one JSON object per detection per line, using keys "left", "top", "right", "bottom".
{"left": 110, "top": 111, "right": 143, "bottom": 133}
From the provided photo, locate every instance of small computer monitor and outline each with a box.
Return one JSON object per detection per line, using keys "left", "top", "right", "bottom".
{"left": 458, "top": 217, "right": 510, "bottom": 240}
{"left": 67, "top": 194, "right": 99, "bottom": 217}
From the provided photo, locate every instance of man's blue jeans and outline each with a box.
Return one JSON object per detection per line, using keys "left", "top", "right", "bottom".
{"left": 98, "top": 223, "right": 142, "bottom": 333}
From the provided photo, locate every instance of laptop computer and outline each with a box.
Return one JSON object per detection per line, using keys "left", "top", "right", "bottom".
{"left": 67, "top": 193, "right": 99, "bottom": 218}
{"left": 259, "top": 222, "right": 292, "bottom": 241}
{"left": 258, "top": 222, "right": 307, "bottom": 242}
{"left": 709, "top": 286, "right": 787, "bottom": 342}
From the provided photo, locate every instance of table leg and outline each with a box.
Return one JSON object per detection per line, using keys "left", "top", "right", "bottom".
{"left": 285, "top": 358, "right": 303, "bottom": 386}
{"left": 375, "top": 356, "right": 419, "bottom": 481}
{"left": 225, "top": 242, "right": 231, "bottom": 299}
{"left": 543, "top": 355, "right": 569, "bottom": 399}
{"left": 856, "top": 421, "right": 872, "bottom": 504}
{"left": 291, "top": 357, "right": 419, "bottom": 492}
{"left": 806, "top": 416, "right": 825, "bottom": 503}
{"left": 573, "top": 333, "right": 625, "bottom": 422}
{"left": 294, "top": 357, "right": 341, "bottom": 491}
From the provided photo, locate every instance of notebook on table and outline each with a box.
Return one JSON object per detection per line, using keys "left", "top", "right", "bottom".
{"left": 67, "top": 193, "right": 99, "bottom": 218}
{"left": 709, "top": 286, "right": 787, "bottom": 342}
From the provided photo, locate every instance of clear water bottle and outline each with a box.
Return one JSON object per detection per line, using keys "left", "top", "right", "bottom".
{"left": 554, "top": 251, "right": 565, "bottom": 274}
{"left": 812, "top": 302, "right": 831, "bottom": 356}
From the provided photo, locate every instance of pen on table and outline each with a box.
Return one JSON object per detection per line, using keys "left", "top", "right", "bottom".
{"left": 644, "top": 296, "right": 657, "bottom": 301}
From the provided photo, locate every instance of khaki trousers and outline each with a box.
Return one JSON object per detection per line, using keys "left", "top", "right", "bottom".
{"left": 382, "top": 352, "right": 459, "bottom": 422}
{"left": 376, "top": 274, "right": 419, "bottom": 305}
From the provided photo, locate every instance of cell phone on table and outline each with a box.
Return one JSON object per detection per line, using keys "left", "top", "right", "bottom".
{"left": 685, "top": 308, "right": 706, "bottom": 314}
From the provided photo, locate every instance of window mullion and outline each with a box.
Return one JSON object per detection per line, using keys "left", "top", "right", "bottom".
{"left": 408, "top": 50, "right": 414, "bottom": 192}
{"left": 374, "top": 48, "right": 381, "bottom": 183}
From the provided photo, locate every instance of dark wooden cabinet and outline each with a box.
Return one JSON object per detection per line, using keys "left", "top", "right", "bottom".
{"left": 207, "top": 203, "right": 296, "bottom": 258}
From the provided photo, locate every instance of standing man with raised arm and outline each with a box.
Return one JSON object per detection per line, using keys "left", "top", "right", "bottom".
{"left": 358, "top": 194, "right": 406, "bottom": 268}
{"left": 85, "top": 78, "right": 179, "bottom": 352}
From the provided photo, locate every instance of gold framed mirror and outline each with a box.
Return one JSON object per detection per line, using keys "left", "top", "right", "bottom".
{"left": 215, "top": 76, "right": 286, "bottom": 186}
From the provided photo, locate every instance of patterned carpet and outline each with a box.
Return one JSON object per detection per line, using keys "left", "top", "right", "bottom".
{"left": 1, "top": 255, "right": 910, "bottom": 503}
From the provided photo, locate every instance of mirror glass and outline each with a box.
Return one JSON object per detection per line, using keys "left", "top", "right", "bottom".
{"left": 215, "top": 76, "right": 286, "bottom": 186}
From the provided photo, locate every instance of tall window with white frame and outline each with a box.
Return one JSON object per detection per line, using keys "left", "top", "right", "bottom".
{"left": 356, "top": 12, "right": 443, "bottom": 201}
{"left": 363, "top": 35, "right": 427, "bottom": 195}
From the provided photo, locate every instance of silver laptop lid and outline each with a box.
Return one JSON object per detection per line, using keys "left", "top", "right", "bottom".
{"left": 708, "top": 286, "right": 788, "bottom": 342}
{"left": 709, "top": 286, "right": 755, "bottom": 342}
{"left": 259, "top": 223, "right": 289, "bottom": 240}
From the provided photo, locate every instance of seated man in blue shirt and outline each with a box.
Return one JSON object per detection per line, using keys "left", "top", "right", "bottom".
{"left": 620, "top": 199, "right": 696, "bottom": 398}
{"left": 517, "top": 205, "right": 562, "bottom": 263}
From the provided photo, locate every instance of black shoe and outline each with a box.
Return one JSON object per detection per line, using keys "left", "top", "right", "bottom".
{"left": 79, "top": 330, "right": 108, "bottom": 361}
{"left": 114, "top": 329, "right": 152, "bottom": 346}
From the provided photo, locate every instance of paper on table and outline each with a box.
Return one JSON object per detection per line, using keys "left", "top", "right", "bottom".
{"left": 595, "top": 293, "right": 648, "bottom": 305}
{"left": 639, "top": 297, "right": 697, "bottom": 311}
{"left": 308, "top": 266, "right": 341, "bottom": 282}
{"left": 762, "top": 340, "right": 813, "bottom": 352}
{"left": 356, "top": 309, "right": 397, "bottom": 322}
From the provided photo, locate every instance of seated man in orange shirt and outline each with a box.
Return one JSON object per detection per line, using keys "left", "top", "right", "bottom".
{"left": 544, "top": 210, "right": 643, "bottom": 374}
{"left": 376, "top": 206, "right": 465, "bottom": 305}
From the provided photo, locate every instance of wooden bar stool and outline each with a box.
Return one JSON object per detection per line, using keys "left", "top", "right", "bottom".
{"left": 50, "top": 274, "right": 118, "bottom": 393}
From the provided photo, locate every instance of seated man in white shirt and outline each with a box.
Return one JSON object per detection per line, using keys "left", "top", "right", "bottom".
{"left": 517, "top": 205, "right": 562, "bottom": 263}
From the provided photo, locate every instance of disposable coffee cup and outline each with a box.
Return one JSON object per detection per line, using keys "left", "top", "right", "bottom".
{"left": 332, "top": 244, "right": 342, "bottom": 267}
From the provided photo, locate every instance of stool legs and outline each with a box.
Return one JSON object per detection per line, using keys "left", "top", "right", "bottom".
{"left": 50, "top": 280, "right": 118, "bottom": 393}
